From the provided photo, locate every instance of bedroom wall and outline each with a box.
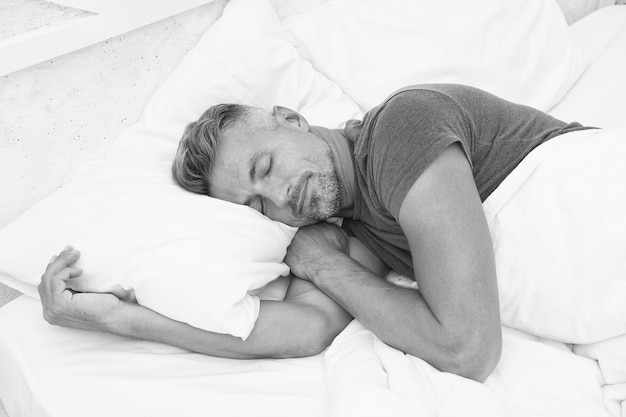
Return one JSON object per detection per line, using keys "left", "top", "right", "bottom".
{"left": 0, "top": 0, "right": 227, "bottom": 231}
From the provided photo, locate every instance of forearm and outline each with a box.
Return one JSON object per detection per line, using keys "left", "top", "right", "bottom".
{"left": 108, "top": 279, "right": 351, "bottom": 359}
{"left": 310, "top": 252, "right": 496, "bottom": 379}
{"left": 39, "top": 248, "right": 351, "bottom": 359}
{"left": 110, "top": 303, "right": 311, "bottom": 359}
{"left": 111, "top": 302, "right": 270, "bottom": 359}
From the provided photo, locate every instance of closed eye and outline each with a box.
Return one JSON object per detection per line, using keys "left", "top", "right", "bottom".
{"left": 250, "top": 153, "right": 273, "bottom": 182}
{"left": 263, "top": 155, "right": 273, "bottom": 178}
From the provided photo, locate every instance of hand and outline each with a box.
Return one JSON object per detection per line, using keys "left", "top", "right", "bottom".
{"left": 284, "top": 222, "right": 349, "bottom": 281}
{"left": 38, "top": 246, "right": 125, "bottom": 332}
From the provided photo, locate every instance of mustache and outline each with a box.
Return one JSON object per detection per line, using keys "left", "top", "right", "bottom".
{"left": 289, "top": 174, "right": 308, "bottom": 214}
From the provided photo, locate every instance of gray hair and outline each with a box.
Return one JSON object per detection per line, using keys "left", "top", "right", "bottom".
{"left": 171, "top": 104, "right": 276, "bottom": 195}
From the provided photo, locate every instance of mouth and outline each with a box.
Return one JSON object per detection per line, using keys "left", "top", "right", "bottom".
{"left": 295, "top": 175, "right": 309, "bottom": 217}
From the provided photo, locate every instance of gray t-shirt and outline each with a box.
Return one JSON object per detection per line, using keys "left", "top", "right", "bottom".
{"left": 342, "top": 84, "right": 591, "bottom": 278}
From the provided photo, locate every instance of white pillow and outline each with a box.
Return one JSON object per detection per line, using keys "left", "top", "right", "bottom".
{"left": 548, "top": 6, "right": 626, "bottom": 129}
{"left": 0, "top": 0, "right": 361, "bottom": 339}
{"left": 0, "top": 160, "right": 295, "bottom": 338}
{"left": 108, "top": 0, "right": 362, "bottom": 165}
{"left": 283, "top": 0, "right": 587, "bottom": 113}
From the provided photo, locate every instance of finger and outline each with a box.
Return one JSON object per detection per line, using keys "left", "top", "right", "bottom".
{"left": 65, "top": 278, "right": 82, "bottom": 291}
{"left": 45, "top": 246, "right": 73, "bottom": 272}
{"left": 47, "top": 268, "right": 72, "bottom": 298}
{"left": 57, "top": 247, "right": 80, "bottom": 264}
{"left": 37, "top": 279, "right": 44, "bottom": 299}
{"left": 55, "top": 245, "right": 75, "bottom": 260}
{"left": 59, "top": 266, "right": 83, "bottom": 279}
{"left": 45, "top": 249, "right": 81, "bottom": 274}
{"left": 40, "top": 247, "right": 80, "bottom": 299}
{"left": 44, "top": 254, "right": 58, "bottom": 273}
{"left": 49, "top": 266, "right": 83, "bottom": 287}
{"left": 40, "top": 265, "right": 79, "bottom": 300}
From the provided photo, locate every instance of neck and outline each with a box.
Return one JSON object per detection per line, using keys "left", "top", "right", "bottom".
{"left": 309, "top": 125, "right": 355, "bottom": 218}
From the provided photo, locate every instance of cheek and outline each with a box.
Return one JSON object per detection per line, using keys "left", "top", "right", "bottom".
{"left": 265, "top": 205, "right": 293, "bottom": 225}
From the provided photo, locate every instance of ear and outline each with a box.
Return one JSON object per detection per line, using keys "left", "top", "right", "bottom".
{"left": 272, "top": 105, "right": 310, "bottom": 131}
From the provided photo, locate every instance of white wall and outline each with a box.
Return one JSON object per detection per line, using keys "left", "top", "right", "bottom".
{"left": 0, "top": 0, "right": 228, "bottom": 229}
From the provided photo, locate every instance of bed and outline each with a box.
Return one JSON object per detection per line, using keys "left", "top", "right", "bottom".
{"left": 1, "top": 0, "right": 626, "bottom": 416}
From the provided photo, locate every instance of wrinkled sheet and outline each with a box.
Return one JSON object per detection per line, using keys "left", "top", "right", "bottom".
{"left": 483, "top": 127, "right": 626, "bottom": 416}
{"left": 575, "top": 335, "right": 626, "bottom": 417}
{"left": 326, "top": 321, "right": 608, "bottom": 417}
{"left": 0, "top": 296, "right": 612, "bottom": 417}
{"left": 372, "top": 127, "right": 626, "bottom": 417}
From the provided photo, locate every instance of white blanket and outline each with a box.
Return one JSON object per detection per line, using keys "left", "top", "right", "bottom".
{"left": 326, "top": 321, "right": 608, "bottom": 417}
{"left": 575, "top": 335, "right": 626, "bottom": 417}
{"left": 339, "top": 127, "right": 626, "bottom": 417}
{"left": 484, "top": 128, "right": 626, "bottom": 345}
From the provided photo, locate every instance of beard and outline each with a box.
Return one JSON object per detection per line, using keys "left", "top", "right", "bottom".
{"left": 290, "top": 172, "right": 343, "bottom": 222}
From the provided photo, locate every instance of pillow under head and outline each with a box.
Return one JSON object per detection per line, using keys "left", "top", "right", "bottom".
{"left": 0, "top": 0, "right": 361, "bottom": 339}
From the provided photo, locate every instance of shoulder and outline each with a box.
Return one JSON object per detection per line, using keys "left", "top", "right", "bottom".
{"left": 374, "top": 85, "right": 471, "bottom": 133}
{"left": 369, "top": 85, "right": 470, "bottom": 148}
{"left": 363, "top": 86, "right": 474, "bottom": 218}
{"left": 381, "top": 84, "right": 479, "bottom": 109}
{"left": 348, "top": 84, "right": 469, "bottom": 148}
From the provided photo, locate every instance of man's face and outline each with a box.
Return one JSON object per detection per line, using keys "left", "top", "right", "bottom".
{"left": 209, "top": 122, "right": 343, "bottom": 227}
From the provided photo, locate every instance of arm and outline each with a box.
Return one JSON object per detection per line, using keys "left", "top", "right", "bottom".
{"left": 348, "top": 236, "right": 390, "bottom": 277}
{"left": 286, "top": 144, "right": 501, "bottom": 381}
{"left": 38, "top": 247, "right": 352, "bottom": 359}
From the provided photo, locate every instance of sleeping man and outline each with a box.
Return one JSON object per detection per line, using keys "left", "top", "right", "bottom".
{"left": 38, "top": 84, "right": 595, "bottom": 382}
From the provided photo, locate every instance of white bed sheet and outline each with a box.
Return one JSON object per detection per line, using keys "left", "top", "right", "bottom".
{"left": 2, "top": 5, "right": 626, "bottom": 417}
{"left": 0, "top": 296, "right": 328, "bottom": 417}
{"left": 0, "top": 294, "right": 612, "bottom": 417}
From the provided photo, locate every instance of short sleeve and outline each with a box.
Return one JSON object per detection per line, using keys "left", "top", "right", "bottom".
{"left": 368, "top": 90, "right": 472, "bottom": 219}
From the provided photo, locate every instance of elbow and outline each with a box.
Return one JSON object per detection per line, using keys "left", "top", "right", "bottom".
{"left": 273, "top": 308, "right": 350, "bottom": 359}
{"left": 301, "top": 304, "right": 351, "bottom": 357}
{"left": 265, "top": 333, "right": 327, "bottom": 359}
{"left": 301, "top": 309, "right": 351, "bottom": 357}
{"left": 293, "top": 323, "right": 334, "bottom": 357}
{"left": 273, "top": 325, "right": 334, "bottom": 359}
{"left": 447, "top": 327, "right": 502, "bottom": 382}
{"left": 274, "top": 339, "right": 327, "bottom": 359}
